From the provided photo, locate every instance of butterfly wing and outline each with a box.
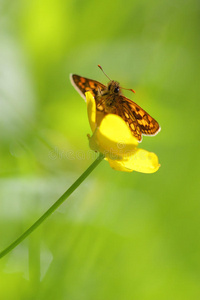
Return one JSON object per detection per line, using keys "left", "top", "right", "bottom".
{"left": 118, "top": 95, "right": 160, "bottom": 142}
{"left": 70, "top": 74, "right": 106, "bottom": 101}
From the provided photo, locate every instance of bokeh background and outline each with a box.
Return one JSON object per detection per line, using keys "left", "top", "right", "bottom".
{"left": 0, "top": 0, "right": 199, "bottom": 299}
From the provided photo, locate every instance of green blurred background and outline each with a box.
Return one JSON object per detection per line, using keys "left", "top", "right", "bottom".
{"left": 0, "top": 0, "right": 199, "bottom": 299}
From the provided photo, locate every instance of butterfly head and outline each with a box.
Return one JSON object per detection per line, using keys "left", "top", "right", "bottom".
{"left": 107, "top": 81, "right": 121, "bottom": 95}
{"left": 98, "top": 65, "right": 135, "bottom": 95}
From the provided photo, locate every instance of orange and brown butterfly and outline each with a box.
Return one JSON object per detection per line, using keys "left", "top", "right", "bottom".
{"left": 70, "top": 65, "right": 160, "bottom": 142}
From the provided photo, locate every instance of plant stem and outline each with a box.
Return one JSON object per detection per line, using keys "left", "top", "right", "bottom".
{"left": 0, "top": 153, "right": 104, "bottom": 259}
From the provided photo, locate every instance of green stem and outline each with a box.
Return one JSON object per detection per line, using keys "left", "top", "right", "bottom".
{"left": 0, "top": 153, "right": 104, "bottom": 259}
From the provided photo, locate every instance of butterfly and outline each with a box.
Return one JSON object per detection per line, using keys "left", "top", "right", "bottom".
{"left": 70, "top": 65, "right": 160, "bottom": 142}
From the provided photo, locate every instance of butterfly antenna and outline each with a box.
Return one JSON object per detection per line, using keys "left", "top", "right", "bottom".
{"left": 98, "top": 65, "right": 112, "bottom": 81}
{"left": 121, "top": 87, "right": 136, "bottom": 94}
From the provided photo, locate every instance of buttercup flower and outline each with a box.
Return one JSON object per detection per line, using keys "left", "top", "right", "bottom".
{"left": 86, "top": 91, "right": 160, "bottom": 173}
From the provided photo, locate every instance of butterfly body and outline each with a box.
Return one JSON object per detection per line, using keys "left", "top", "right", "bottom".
{"left": 70, "top": 73, "right": 160, "bottom": 142}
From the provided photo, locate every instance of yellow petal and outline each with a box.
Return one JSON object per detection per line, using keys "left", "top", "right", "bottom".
{"left": 89, "top": 113, "right": 138, "bottom": 158}
{"left": 106, "top": 158, "right": 133, "bottom": 172}
{"left": 85, "top": 92, "right": 96, "bottom": 132}
{"left": 107, "top": 148, "right": 160, "bottom": 173}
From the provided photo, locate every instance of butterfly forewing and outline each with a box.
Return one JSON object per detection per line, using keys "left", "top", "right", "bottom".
{"left": 70, "top": 73, "right": 160, "bottom": 142}
{"left": 70, "top": 74, "right": 106, "bottom": 100}
{"left": 120, "top": 96, "right": 160, "bottom": 141}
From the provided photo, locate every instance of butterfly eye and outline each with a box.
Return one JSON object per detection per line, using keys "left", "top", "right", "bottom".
{"left": 114, "top": 87, "right": 119, "bottom": 93}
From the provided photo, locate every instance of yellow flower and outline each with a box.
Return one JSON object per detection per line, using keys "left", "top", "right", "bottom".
{"left": 86, "top": 92, "right": 160, "bottom": 173}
